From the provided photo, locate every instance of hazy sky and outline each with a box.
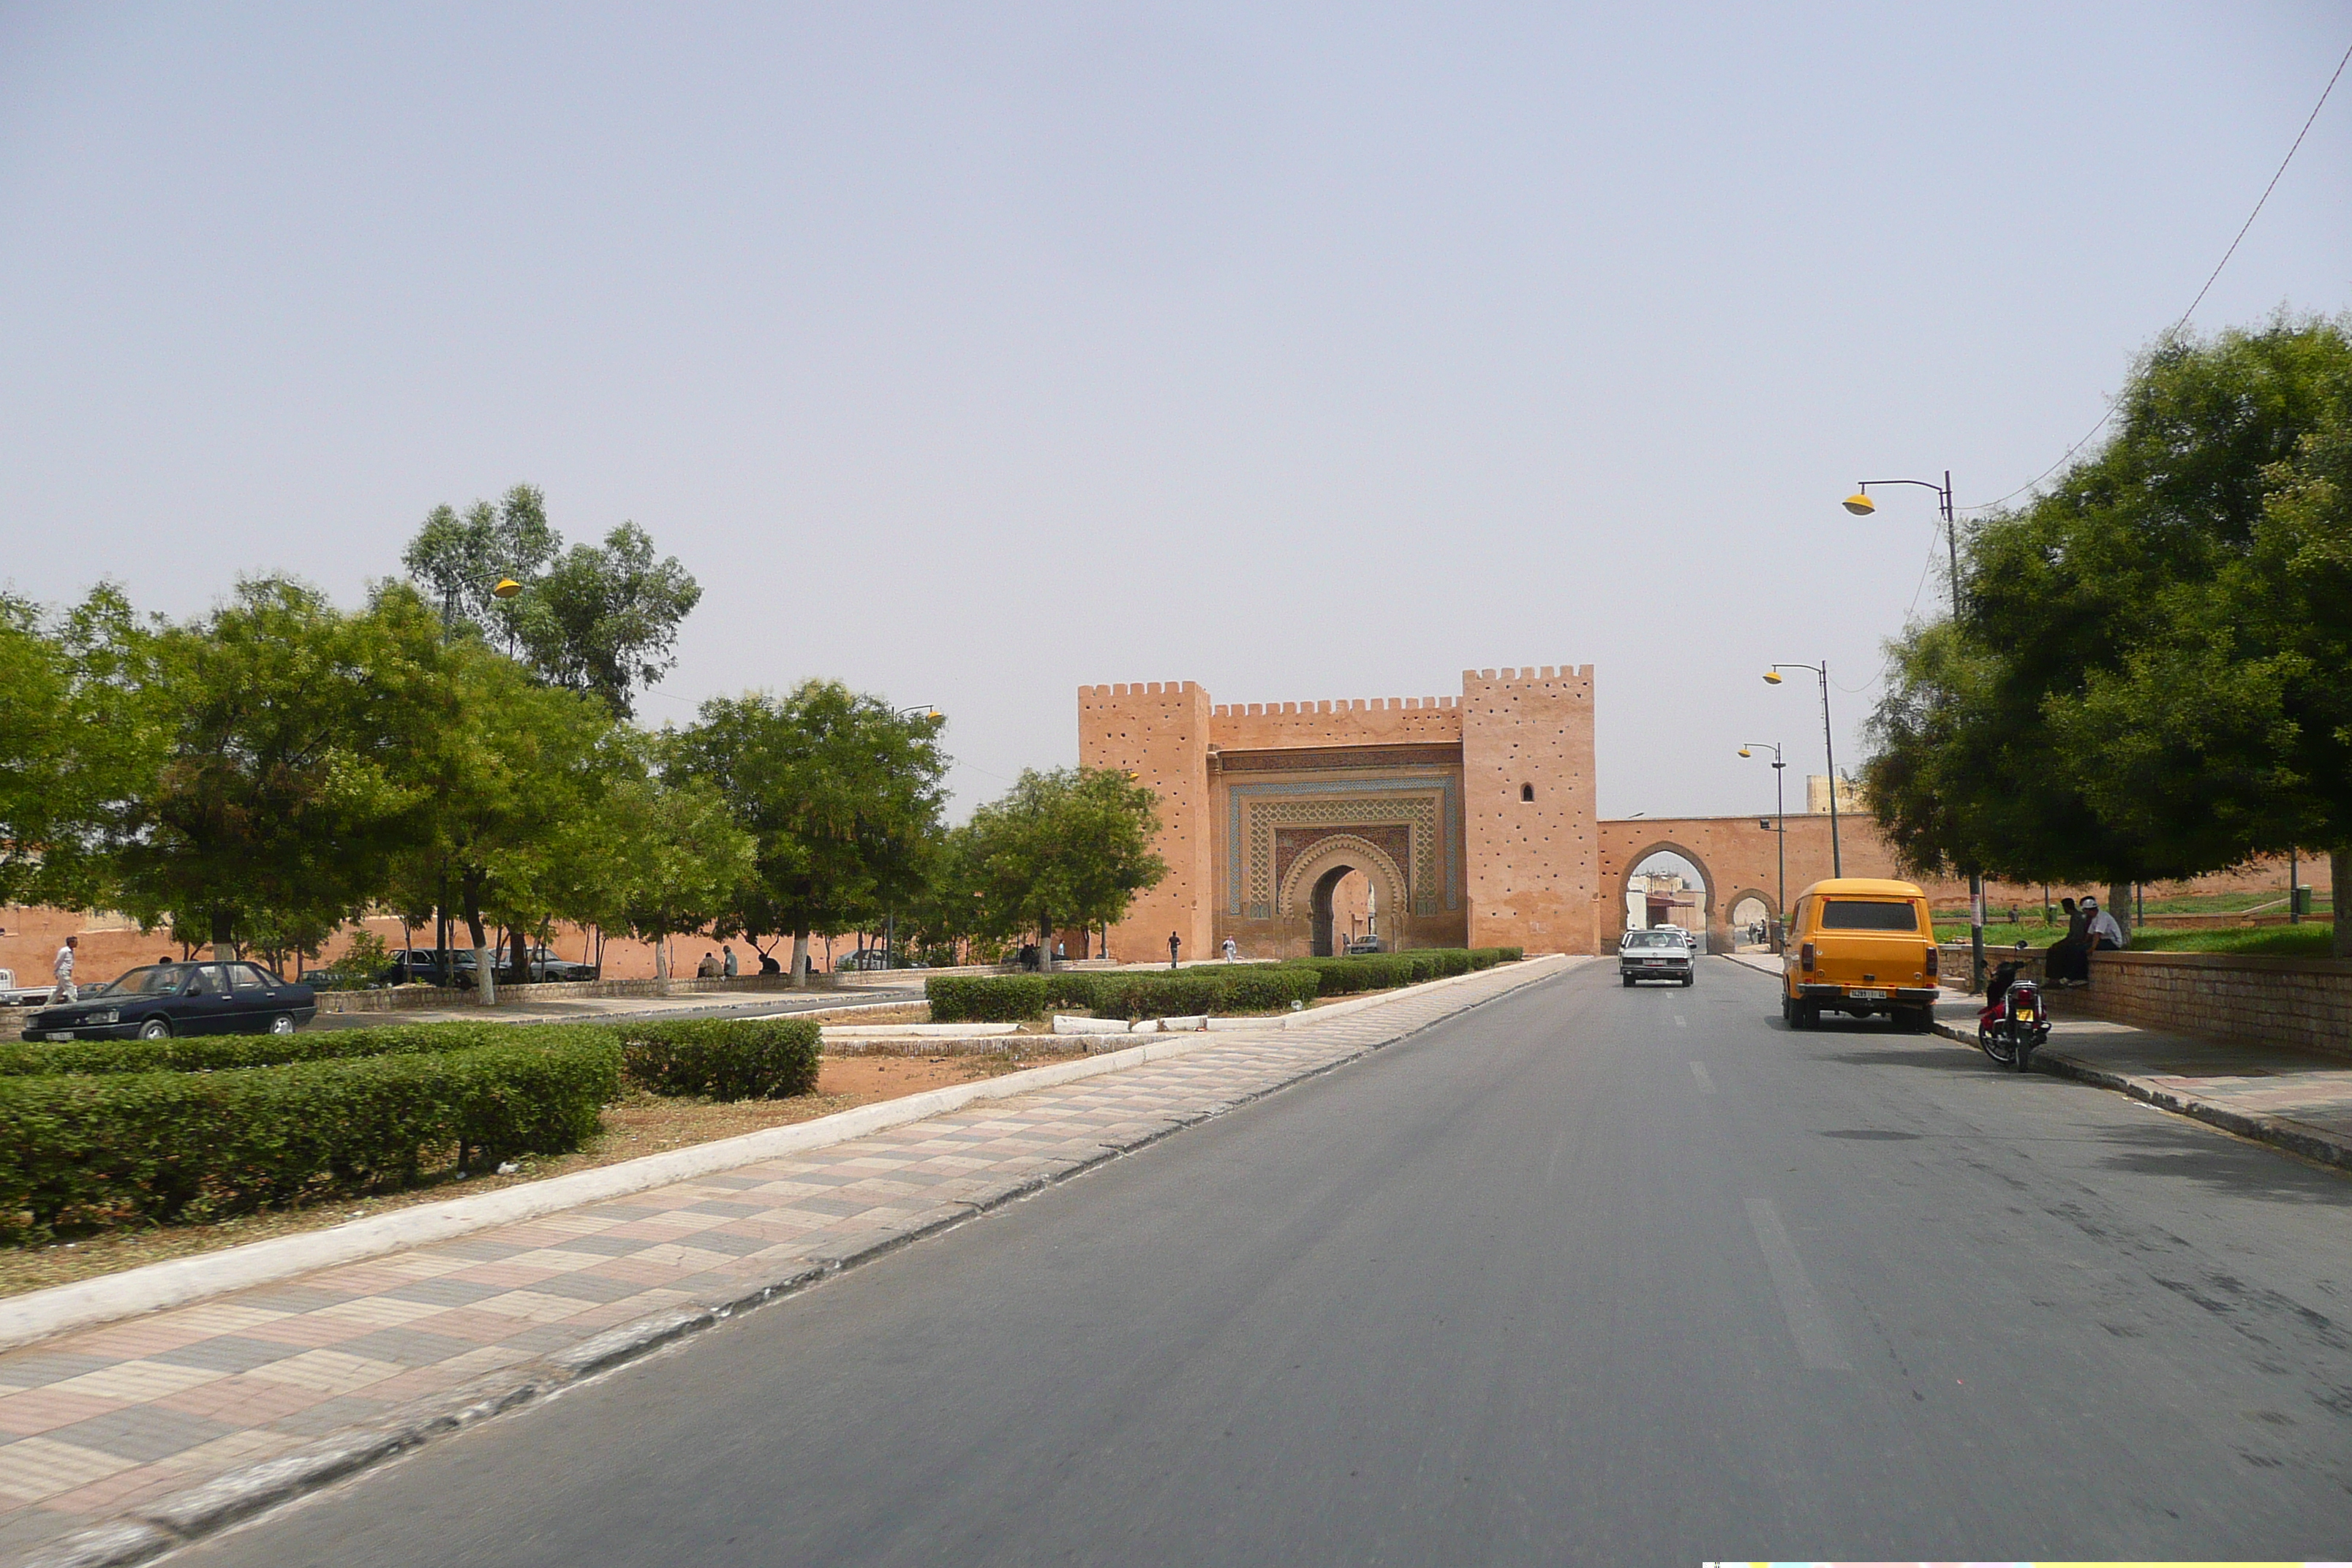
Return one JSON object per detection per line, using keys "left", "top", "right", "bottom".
{"left": 4, "top": 4, "right": 2347, "bottom": 818}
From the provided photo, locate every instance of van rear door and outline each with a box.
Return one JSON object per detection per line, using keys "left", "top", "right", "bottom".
{"left": 1814, "top": 898, "right": 1929, "bottom": 991}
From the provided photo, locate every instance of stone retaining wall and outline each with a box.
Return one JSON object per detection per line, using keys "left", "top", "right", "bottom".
{"left": 1939, "top": 943, "right": 2352, "bottom": 1060}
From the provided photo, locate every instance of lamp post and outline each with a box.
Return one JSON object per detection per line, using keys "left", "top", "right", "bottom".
{"left": 1842, "top": 473, "right": 1985, "bottom": 991}
{"left": 1739, "top": 742, "right": 1787, "bottom": 948}
{"left": 1763, "top": 665, "right": 1840, "bottom": 877}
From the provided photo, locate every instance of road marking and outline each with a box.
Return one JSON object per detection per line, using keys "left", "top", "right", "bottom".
{"left": 1744, "top": 1197, "right": 1851, "bottom": 1371}
{"left": 1689, "top": 1062, "right": 1716, "bottom": 1093}
{"left": 1673, "top": 1014, "right": 1687, "bottom": 1027}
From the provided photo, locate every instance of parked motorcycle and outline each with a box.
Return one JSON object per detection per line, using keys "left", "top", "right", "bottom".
{"left": 1976, "top": 938, "right": 2050, "bottom": 1071}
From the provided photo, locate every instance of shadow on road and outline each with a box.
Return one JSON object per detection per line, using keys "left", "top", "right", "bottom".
{"left": 2084, "top": 1118, "right": 2352, "bottom": 1205}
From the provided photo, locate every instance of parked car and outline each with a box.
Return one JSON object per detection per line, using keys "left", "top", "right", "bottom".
{"left": 20, "top": 962, "right": 317, "bottom": 1041}
{"left": 0, "top": 970, "right": 54, "bottom": 1008}
{"left": 839, "top": 949, "right": 895, "bottom": 970}
{"left": 380, "top": 949, "right": 475, "bottom": 987}
{"left": 1619, "top": 927, "right": 1695, "bottom": 987}
{"left": 1781, "top": 877, "right": 1940, "bottom": 1031}
{"left": 510, "top": 946, "right": 598, "bottom": 983}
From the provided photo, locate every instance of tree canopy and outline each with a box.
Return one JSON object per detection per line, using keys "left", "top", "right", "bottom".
{"left": 1863, "top": 314, "right": 2352, "bottom": 953}
{"left": 954, "top": 767, "right": 1165, "bottom": 966}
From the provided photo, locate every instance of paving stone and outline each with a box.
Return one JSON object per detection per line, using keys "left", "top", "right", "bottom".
{"left": 147, "top": 1339, "right": 298, "bottom": 1376}
{"left": 37, "top": 1407, "right": 237, "bottom": 1466}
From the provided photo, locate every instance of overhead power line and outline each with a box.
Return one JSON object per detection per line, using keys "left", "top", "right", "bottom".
{"left": 1963, "top": 34, "right": 2352, "bottom": 515}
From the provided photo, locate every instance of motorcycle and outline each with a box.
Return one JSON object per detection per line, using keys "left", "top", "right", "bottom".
{"left": 1976, "top": 938, "right": 2050, "bottom": 1071}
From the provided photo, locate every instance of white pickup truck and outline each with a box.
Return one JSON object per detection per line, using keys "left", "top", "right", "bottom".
{"left": 0, "top": 969, "right": 55, "bottom": 1008}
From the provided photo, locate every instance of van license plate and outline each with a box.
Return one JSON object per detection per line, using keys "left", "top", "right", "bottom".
{"left": 46, "top": 1031, "right": 75, "bottom": 1041}
{"left": 1850, "top": 988, "right": 1888, "bottom": 1000}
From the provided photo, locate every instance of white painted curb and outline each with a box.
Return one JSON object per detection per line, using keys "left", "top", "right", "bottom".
{"left": 0, "top": 955, "right": 1567, "bottom": 1354}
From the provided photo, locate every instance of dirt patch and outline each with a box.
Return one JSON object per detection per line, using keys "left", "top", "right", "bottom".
{"left": 0, "top": 1044, "right": 1089, "bottom": 1300}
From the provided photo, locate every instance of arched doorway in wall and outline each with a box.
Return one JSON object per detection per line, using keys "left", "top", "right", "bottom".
{"left": 1280, "top": 835, "right": 1410, "bottom": 959}
{"left": 1727, "top": 891, "right": 1774, "bottom": 951}
{"left": 1621, "top": 845, "right": 1714, "bottom": 952}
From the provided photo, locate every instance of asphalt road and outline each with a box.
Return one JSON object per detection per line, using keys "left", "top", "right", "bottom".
{"left": 184, "top": 958, "right": 2352, "bottom": 1565}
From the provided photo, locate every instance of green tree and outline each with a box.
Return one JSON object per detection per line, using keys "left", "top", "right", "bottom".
{"left": 616, "top": 772, "right": 756, "bottom": 986}
{"left": 402, "top": 489, "right": 701, "bottom": 721}
{"left": 114, "top": 580, "right": 444, "bottom": 960}
{"left": 956, "top": 767, "right": 1164, "bottom": 971}
{"left": 388, "top": 626, "right": 625, "bottom": 1001}
{"left": 673, "top": 683, "right": 948, "bottom": 985}
{"left": 0, "top": 587, "right": 162, "bottom": 911}
{"left": 1864, "top": 315, "right": 2352, "bottom": 948}
{"left": 402, "top": 484, "right": 559, "bottom": 639}
{"left": 513, "top": 523, "right": 701, "bottom": 721}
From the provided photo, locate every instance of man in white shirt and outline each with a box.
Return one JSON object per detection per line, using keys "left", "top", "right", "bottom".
{"left": 2084, "top": 897, "right": 2126, "bottom": 951}
{"left": 51, "top": 935, "right": 78, "bottom": 1003}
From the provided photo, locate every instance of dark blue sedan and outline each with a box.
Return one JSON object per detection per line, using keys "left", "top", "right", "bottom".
{"left": 20, "top": 962, "right": 317, "bottom": 1041}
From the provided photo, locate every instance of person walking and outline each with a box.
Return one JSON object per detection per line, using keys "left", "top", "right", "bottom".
{"left": 1222, "top": 936, "right": 1238, "bottom": 962}
{"left": 50, "top": 935, "right": 77, "bottom": 1003}
{"left": 1168, "top": 931, "right": 1181, "bottom": 970}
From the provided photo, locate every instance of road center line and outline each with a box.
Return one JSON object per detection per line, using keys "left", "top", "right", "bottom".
{"left": 1744, "top": 1197, "right": 1852, "bottom": 1371}
{"left": 1689, "top": 1062, "right": 1716, "bottom": 1093}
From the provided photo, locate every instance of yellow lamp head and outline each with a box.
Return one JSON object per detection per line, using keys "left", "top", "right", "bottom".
{"left": 492, "top": 578, "right": 524, "bottom": 600}
{"left": 1842, "top": 492, "right": 1876, "bottom": 516}
{"left": 1738, "top": 747, "right": 1752, "bottom": 758}
{"left": 1763, "top": 671, "right": 1783, "bottom": 685}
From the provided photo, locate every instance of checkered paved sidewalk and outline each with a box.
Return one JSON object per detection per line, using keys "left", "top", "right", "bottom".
{"left": 0, "top": 960, "right": 1564, "bottom": 1563}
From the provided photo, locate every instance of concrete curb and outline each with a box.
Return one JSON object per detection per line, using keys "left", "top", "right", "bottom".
{"left": 17, "top": 954, "right": 1568, "bottom": 1568}
{"left": 1928, "top": 1019, "right": 2352, "bottom": 1172}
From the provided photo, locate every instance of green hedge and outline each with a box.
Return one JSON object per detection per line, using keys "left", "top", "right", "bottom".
{"left": 928, "top": 975, "right": 1047, "bottom": 1022}
{"left": 927, "top": 968, "right": 1322, "bottom": 1022}
{"left": 0, "top": 1039, "right": 620, "bottom": 1245}
{"left": 609, "top": 1018, "right": 818, "bottom": 1101}
{"left": 0, "top": 1021, "right": 608, "bottom": 1078}
{"left": 1280, "top": 946, "right": 1523, "bottom": 995}
{"left": 0, "top": 1019, "right": 821, "bottom": 1103}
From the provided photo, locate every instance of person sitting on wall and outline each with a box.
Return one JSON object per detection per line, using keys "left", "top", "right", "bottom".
{"left": 696, "top": 950, "right": 721, "bottom": 979}
{"left": 758, "top": 949, "right": 781, "bottom": 974}
{"left": 2045, "top": 897, "right": 2089, "bottom": 987}
{"left": 2084, "top": 897, "right": 2127, "bottom": 962}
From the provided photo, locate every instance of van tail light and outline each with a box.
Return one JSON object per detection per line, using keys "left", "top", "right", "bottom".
{"left": 1800, "top": 942, "right": 1816, "bottom": 973}
{"left": 1923, "top": 945, "right": 1939, "bottom": 978}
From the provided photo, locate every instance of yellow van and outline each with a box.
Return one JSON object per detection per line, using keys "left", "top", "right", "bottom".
{"left": 1782, "top": 878, "right": 1940, "bottom": 1031}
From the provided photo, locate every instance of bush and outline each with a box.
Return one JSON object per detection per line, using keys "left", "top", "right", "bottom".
{"left": 0, "top": 1022, "right": 616, "bottom": 1077}
{"left": 927, "top": 975, "right": 1047, "bottom": 1022}
{"left": 0, "top": 1038, "right": 620, "bottom": 1245}
{"left": 927, "top": 968, "right": 1321, "bottom": 1022}
{"left": 1470, "top": 946, "right": 1523, "bottom": 968}
{"left": 1279, "top": 947, "right": 1516, "bottom": 993}
{"left": 611, "top": 1018, "right": 818, "bottom": 1101}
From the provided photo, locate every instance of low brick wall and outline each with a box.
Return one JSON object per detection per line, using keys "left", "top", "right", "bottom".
{"left": 1941, "top": 942, "right": 2352, "bottom": 1060}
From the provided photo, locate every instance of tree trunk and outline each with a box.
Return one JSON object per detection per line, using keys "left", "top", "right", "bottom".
{"left": 464, "top": 878, "right": 495, "bottom": 1006}
{"left": 510, "top": 926, "right": 530, "bottom": 983}
{"left": 654, "top": 935, "right": 671, "bottom": 991}
{"left": 2106, "top": 881, "right": 2132, "bottom": 948}
{"left": 2334, "top": 848, "right": 2349, "bottom": 962}
{"left": 1038, "top": 914, "right": 1055, "bottom": 974}
{"left": 791, "top": 929, "right": 810, "bottom": 989}
{"left": 210, "top": 908, "right": 235, "bottom": 968}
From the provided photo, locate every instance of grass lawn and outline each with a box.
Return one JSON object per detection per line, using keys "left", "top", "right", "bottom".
{"left": 1933, "top": 921, "right": 2340, "bottom": 958}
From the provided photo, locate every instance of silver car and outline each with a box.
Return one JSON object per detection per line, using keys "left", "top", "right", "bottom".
{"left": 1619, "top": 928, "right": 1695, "bottom": 987}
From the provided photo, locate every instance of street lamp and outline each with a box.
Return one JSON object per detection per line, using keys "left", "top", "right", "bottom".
{"left": 1843, "top": 471, "right": 1985, "bottom": 990}
{"left": 1763, "top": 665, "right": 1839, "bottom": 877}
{"left": 1740, "top": 742, "right": 1787, "bottom": 947}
